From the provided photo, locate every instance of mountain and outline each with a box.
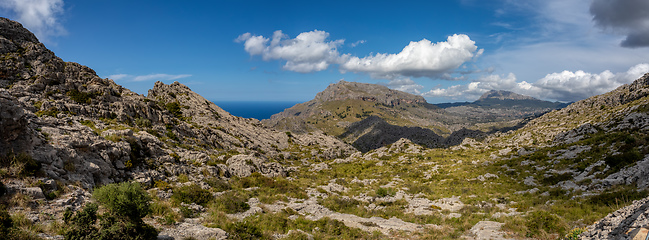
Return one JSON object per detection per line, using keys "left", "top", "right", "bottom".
{"left": 264, "top": 82, "right": 565, "bottom": 151}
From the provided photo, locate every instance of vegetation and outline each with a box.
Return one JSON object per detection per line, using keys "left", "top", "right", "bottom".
{"left": 63, "top": 182, "right": 158, "bottom": 240}
{"left": 67, "top": 89, "right": 97, "bottom": 104}
{"left": 171, "top": 184, "right": 213, "bottom": 207}
{"left": 0, "top": 152, "right": 41, "bottom": 177}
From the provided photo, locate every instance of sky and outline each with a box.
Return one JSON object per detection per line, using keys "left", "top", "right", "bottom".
{"left": 1, "top": 0, "right": 648, "bottom": 103}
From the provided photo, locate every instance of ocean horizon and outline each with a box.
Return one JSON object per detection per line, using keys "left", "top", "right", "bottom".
{"left": 212, "top": 101, "right": 301, "bottom": 120}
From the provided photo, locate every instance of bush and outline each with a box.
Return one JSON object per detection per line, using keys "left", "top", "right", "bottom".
{"left": 171, "top": 185, "right": 213, "bottom": 207}
{"left": 0, "top": 152, "right": 41, "bottom": 177}
{"left": 67, "top": 89, "right": 96, "bottom": 104}
{"left": 524, "top": 210, "right": 568, "bottom": 237}
{"left": 205, "top": 178, "right": 231, "bottom": 192}
{"left": 134, "top": 118, "right": 152, "bottom": 128}
{"left": 165, "top": 102, "right": 183, "bottom": 118}
{"left": 211, "top": 191, "right": 250, "bottom": 214}
{"left": 64, "top": 182, "right": 158, "bottom": 240}
{"left": 63, "top": 203, "right": 99, "bottom": 240}
{"left": 93, "top": 182, "right": 151, "bottom": 222}
{"left": 605, "top": 149, "right": 642, "bottom": 173}
{"left": 375, "top": 187, "right": 395, "bottom": 198}
{"left": 224, "top": 221, "right": 263, "bottom": 240}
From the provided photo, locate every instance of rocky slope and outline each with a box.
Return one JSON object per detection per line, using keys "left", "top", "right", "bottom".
{"left": 0, "top": 17, "right": 357, "bottom": 236}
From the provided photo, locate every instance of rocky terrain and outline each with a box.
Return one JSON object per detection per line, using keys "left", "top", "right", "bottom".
{"left": 2, "top": 17, "right": 649, "bottom": 240}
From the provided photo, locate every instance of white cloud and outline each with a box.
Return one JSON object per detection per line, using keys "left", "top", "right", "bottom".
{"left": 421, "top": 63, "right": 649, "bottom": 102}
{"left": 108, "top": 74, "right": 192, "bottom": 82}
{"left": 236, "top": 30, "right": 345, "bottom": 73}
{"left": 422, "top": 73, "right": 523, "bottom": 100}
{"left": 532, "top": 63, "right": 649, "bottom": 101}
{"left": 107, "top": 74, "right": 129, "bottom": 80}
{"left": 0, "top": 0, "right": 66, "bottom": 41}
{"left": 340, "top": 34, "right": 480, "bottom": 79}
{"left": 381, "top": 78, "right": 424, "bottom": 95}
{"left": 350, "top": 40, "right": 366, "bottom": 47}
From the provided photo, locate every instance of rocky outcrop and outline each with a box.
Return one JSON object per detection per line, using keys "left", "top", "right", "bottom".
{"left": 580, "top": 196, "right": 649, "bottom": 239}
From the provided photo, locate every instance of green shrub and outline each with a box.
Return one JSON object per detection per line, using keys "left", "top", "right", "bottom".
{"left": 524, "top": 210, "right": 568, "bottom": 237}
{"left": 179, "top": 205, "right": 195, "bottom": 218}
{"left": 541, "top": 172, "right": 573, "bottom": 185}
{"left": 205, "top": 178, "right": 231, "bottom": 192}
{"left": 95, "top": 213, "right": 158, "bottom": 240}
{"left": 171, "top": 185, "right": 213, "bottom": 207}
{"left": 0, "top": 152, "right": 41, "bottom": 177}
{"left": 93, "top": 182, "right": 151, "bottom": 222}
{"left": 605, "top": 149, "right": 642, "bottom": 173}
{"left": 375, "top": 187, "right": 395, "bottom": 198}
{"left": 35, "top": 107, "right": 59, "bottom": 117}
{"left": 134, "top": 118, "right": 152, "bottom": 128}
{"left": 64, "top": 182, "right": 158, "bottom": 240}
{"left": 63, "top": 203, "right": 99, "bottom": 240}
{"left": 224, "top": 221, "right": 263, "bottom": 240}
{"left": 211, "top": 191, "right": 250, "bottom": 214}
{"left": 165, "top": 102, "right": 183, "bottom": 118}
{"left": 586, "top": 188, "right": 648, "bottom": 206}
{"left": 67, "top": 89, "right": 96, "bottom": 104}
{"left": 319, "top": 195, "right": 361, "bottom": 213}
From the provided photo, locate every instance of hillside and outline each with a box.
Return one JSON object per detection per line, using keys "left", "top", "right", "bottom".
{"left": 2, "top": 17, "right": 649, "bottom": 240}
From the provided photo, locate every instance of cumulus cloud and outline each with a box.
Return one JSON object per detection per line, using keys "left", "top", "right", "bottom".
{"left": 422, "top": 64, "right": 649, "bottom": 102}
{"left": 533, "top": 63, "right": 649, "bottom": 101}
{"left": 381, "top": 78, "right": 424, "bottom": 95}
{"left": 590, "top": 0, "right": 649, "bottom": 48}
{"left": 108, "top": 74, "right": 192, "bottom": 82}
{"left": 340, "top": 34, "right": 481, "bottom": 79}
{"left": 236, "top": 30, "right": 345, "bottom": 73}
{"left": 422, "top": 73, "right": 529, "bottom": 100}
{"left": 0, "top": 0, "right": 66, "bottom": 41}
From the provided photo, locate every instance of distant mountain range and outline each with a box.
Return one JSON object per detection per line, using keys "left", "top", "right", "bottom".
{"left": 264, "top": 81, "right": 567, "bottom": 151}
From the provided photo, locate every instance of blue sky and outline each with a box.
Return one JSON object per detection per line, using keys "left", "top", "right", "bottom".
{"left": 1, "top": 0, "right": 648, "bottom": 103}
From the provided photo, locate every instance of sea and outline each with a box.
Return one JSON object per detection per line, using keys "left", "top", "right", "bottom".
{"left": 211, "top": 101, "right": 300, "bottom": 120}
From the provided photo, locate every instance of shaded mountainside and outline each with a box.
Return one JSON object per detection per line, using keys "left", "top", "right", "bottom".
{"left": 264, "top": 82, "right": 564, "bottom": 152}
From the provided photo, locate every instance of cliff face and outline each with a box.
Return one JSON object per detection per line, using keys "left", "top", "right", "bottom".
{"left": 0, "top": 17, "right": 356, "bottom": 189}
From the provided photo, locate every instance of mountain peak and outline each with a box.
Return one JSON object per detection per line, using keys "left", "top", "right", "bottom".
{"left": 478, "top": 90, "right": 536, "bottom": 101}
{"left": 316, "top": 80, "right": 427, "bottom": 106}
{"left": 0, "top": 17, "right": 39, "bottom": 45}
